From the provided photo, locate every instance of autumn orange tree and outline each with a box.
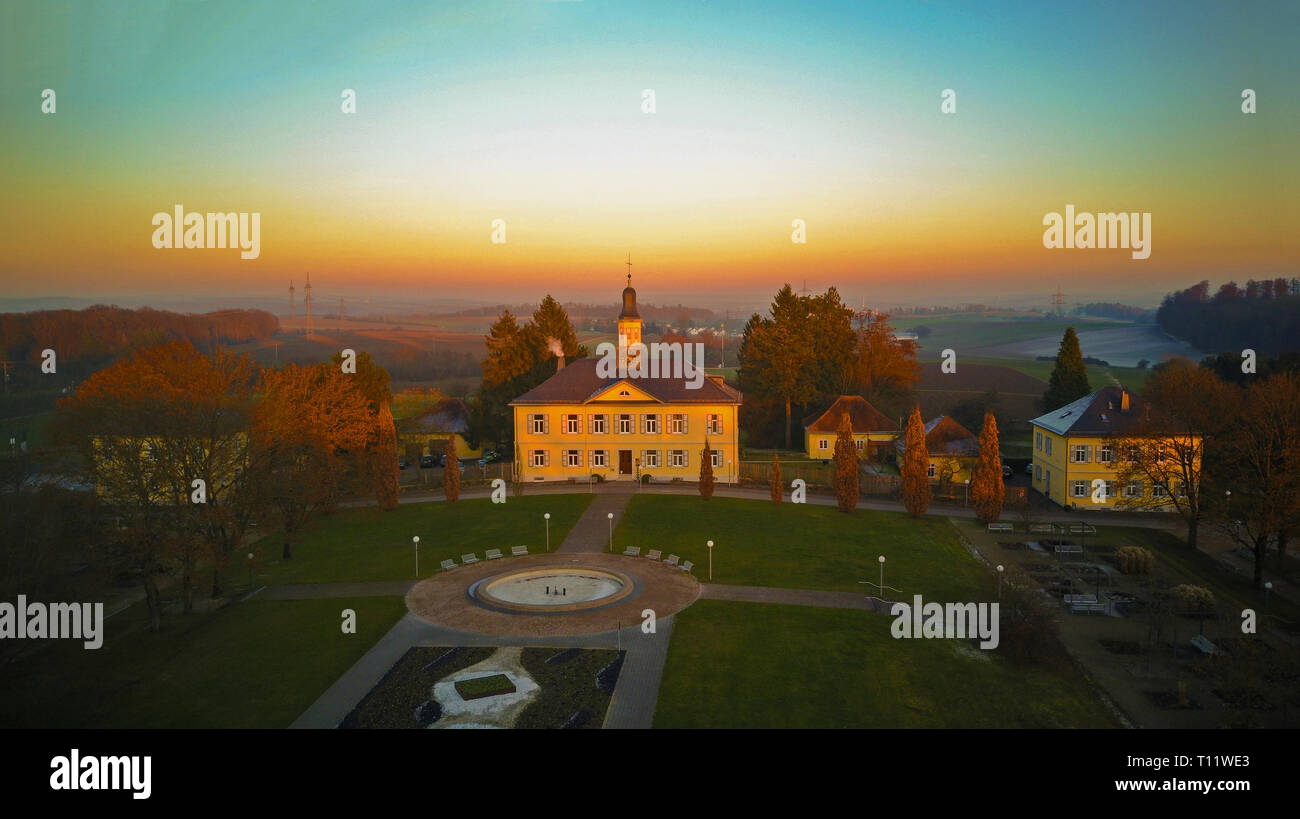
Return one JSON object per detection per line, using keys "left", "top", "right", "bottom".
{"left": 770, "top": 452, "right": 782, "bottom": 504}
{"left": 444, "top": 436, "right": 461, "bottom": 502}
{"left": 373, "top": 404, "right": 400, "bottom": 510}
{"left": 852, "top": 311, "right": 921, "bottom": 405}
{"left": 54, "top": 342, "right": 258, "bottom": 620}
{"left": 833, "top": 413, "right": 858, "bottom": 513}
{"left": 1110, "top": 360, "right": 1233, "bottom": 550}
{"left": 699, "top": 438, "right": 715, "bottom": 499}
{"left": 252, "top": 362, "right": 375, "bottom": 559}
{"left": 971, "top": 411, "right": 1004, "bottom": 524}
{"left": 901, "top": 405, "right": 931, "bottom": 517}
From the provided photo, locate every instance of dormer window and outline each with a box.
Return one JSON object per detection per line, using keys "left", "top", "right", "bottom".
{"left": 618, "top": 389, "right": 630, "bottom": 396}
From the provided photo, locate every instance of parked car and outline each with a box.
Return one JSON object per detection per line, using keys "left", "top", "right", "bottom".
{"left": 420, "top": 454, "right": 436, "bottom": 469}
{"left": 1024, "top": 463, "right": 1034, "bottom": 475}
{"left": 398, "top": 457, "right": 409, "bottom": 470}
{"left": 1002, "top": 464, "right": 1013, "bottom": 479}
{"left": 481, "top": 449, "right": 502, "bottom": 464}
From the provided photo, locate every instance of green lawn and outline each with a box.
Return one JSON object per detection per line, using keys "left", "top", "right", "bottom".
{"left": 655, "top": 600, "right": 1119, "bottom": 728}
{"left": 252, "top": 494, "right": 594, "bottom": 584}
{"left": 616, "top": 495, "right": 989, "bottom": 599}
{"left": 0, "top": 595, "right": 408, "bottom": 728}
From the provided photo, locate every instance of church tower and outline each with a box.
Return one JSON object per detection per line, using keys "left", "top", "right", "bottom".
{"left": 618, "top": 256, "right": 642, "bottom": 367}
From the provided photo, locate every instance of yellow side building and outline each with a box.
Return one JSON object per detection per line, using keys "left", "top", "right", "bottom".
{"left": 510, "top": 278, "right": 742, "bottom": 483}
{"left": 1030, "top": 386, "right": 1195, "bottom": 509}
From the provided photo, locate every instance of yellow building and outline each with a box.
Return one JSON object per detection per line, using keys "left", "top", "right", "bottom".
{"left": 1030, "top": 386, "right": 1193, "bottom": 509}
{"left": 396, "top": 398, "right": 482, "bottom": 461}
{"left": 803, "top": 395, "right": 900, "bottom": 461}
{"left": 510, "top": 278, "right": 742, "bottom": 483}
{"left": 895, "top": 415, "right": 980, "bottom": 484}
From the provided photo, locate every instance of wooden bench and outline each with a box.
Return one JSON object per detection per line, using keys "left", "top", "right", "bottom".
{"left": 1067, "top": 523, "right": 1097, "bottom": 534}
{"left": 1063, "top": 594, "right": 1106, "bottom": 615}
{"left": 1054, "top": 544, "right": 1084, "bottom": 557}
{"left": 987, "top": 522, "right": 1014, "bottom": 533}
{"left": 440, "top": 559, "right": 457, "bottom": 572}
{"left": 511, "top": 545, "right": 528, "bottom": 556}
{"left": 664, "top": 554, "right": 680, "bottom": 567}
{"left": 485, "top": 548, "right": 503, "bottom": 560}
{"left": 461, "top": 553, "right": 479, "bottom": 565}
{"left": 1191, "top": 634, "right": 1217, "bottom": 655}
{"left": 679, "top": 560, "right": 694, "bottom": 574}
{"left": 1029, "top": 523, "right": 1057, "bottom": 534}
{"left": 646, "top": 549, "right": 662, "bottom": 561}
{"left": 622, "top": 546, "right": 641, "bottom": 557}
{"left": 1070, "top": 601, "right": 1108, "bottom": 615}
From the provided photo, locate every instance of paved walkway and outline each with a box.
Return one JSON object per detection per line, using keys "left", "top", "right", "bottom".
{"left": 556, "top": 491, "right": 633, "bottom": 553}
{"left": 384, "top": 481, "right": 1183, "bottom": 532}
{"left": 604, "top": 615, "right": 674, "bottom": 728}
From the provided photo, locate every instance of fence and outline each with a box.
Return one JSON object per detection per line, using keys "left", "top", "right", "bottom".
{"left": 737, "top": 460, "right": 988, "bottom": 506}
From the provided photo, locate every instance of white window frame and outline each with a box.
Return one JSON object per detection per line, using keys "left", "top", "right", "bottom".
{"left": 1124, "top": 480, "right": 1142, "bottom": 498}
{"left": 1071, "top": 444, "right": 1090, "bottom": 464}
{"left": 529, "top": 414, "right": 548, "bottom": 435}
{"left": 669, "top": 449, "right": 686, "bottom": 468}
{"left": 927, "top": 462, "right": 936, "bottom": 478}
{"left": 642, "top": 413, "right": 660, "bottom": 434}
{"left": 590, "top": 414, "right": 608, "bottom": 435}
{"left": 818, "top": 438, "right": 829, "bottom": 451}
{"left": 616, "top": 413, "right": 633, "bottom": 434}
{"left": 1072, "top": 480, "right": 1089, "bottom": 498}
{"left": 706, "top": 413, "right": 722, "bottom": 435}
{"left": 642, "top": 449, "right": 660, "bottom": 468}
{"left": 1098, "top": 444, "right": 1114, "bottom": 464}
{"left": 529, "top": 449, "right": 548, "bottom": 468}
{"left": 564, "top": 449, "right": 581, "bottom": 467}
{"left": 564, "top": 414, "right": 581, "bottom": 434}
{"left": 592, "top": 450, "right": 608, "bottom": 468}
{"left": 711, "top": 449, "right": 723, "bottom": 468}
{"left": 668, "top": 413, "right": 687, "bottom": 434}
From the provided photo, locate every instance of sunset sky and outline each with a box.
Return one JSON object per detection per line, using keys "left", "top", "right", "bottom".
{"left": 2, "top": 0, "right": 1296, "bottom": 310}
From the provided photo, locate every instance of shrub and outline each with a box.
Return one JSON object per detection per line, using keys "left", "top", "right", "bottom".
{"left": 1172, "top": 584, "right": 1215, "bottom": 614}
{"left": 1116, "top": 546, "right": 1155, "bottom": 575}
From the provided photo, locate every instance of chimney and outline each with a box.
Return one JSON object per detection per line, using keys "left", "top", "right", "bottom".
{"left": 1120, "top": 389, "right": 1130, "bottom": 411}
{"left": 548, "top": 337, "right": 564, "bottom": 370}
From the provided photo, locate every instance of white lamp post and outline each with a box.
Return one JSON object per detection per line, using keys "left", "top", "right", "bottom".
{"left": 707, "top": 540, "right": 714, "bottom": 581}
{"left": 996, "top": 564, "right": 1004, "bottom": 599}
{"left": 544, "top": 512, "right": 551, "bottom": 552}
{"left": 247, "top": 552, "right": 255, "bottom": 588}
{"left": 607, "top": 512, "right": 614, "bottom": 552}
{"left": 412, "top": 536, "right": 420, "bottom": 576}
{"left": 1265, "top": 581, "right": 1273, "bottom": 609}
{"left": 878, "top": 555, "right": 886, "bottom": 599}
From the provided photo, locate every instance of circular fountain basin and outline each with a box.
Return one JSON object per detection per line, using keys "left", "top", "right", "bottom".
{"left": 471, "top": 566, "right": 635, "bottom": 613}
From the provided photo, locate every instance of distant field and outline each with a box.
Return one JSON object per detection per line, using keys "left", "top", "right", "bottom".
{"left": 898, "top": 317, "right": 1129, "bottom": 353}
{"left": 977, "top": 324, "right": 1204, "bottom": 368}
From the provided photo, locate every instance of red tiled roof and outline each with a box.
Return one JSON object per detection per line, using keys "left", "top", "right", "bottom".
{"left": 509, "top": 357, "right": 741, "bottom": 405}
{"left": 803, "top": 395, "right": 899, "bottom": 433}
